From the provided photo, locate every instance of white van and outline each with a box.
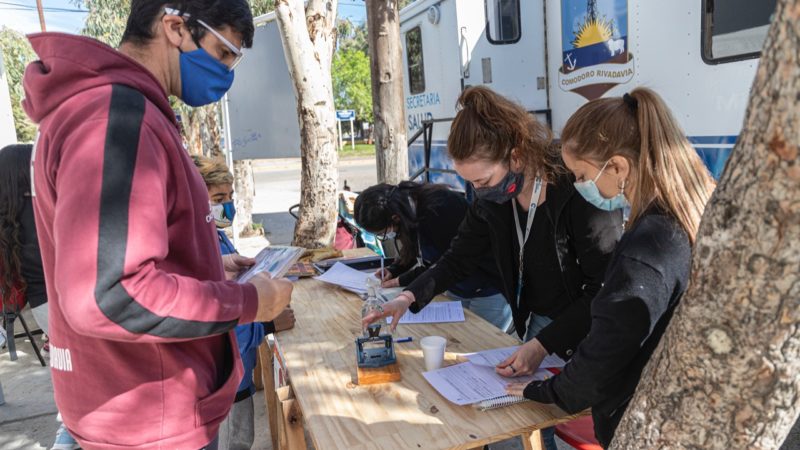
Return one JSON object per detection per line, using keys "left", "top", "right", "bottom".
{"left": 400, "top": 0, "right": 776, "bottom": 188}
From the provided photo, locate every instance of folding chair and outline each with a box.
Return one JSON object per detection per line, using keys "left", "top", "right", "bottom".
{"left": 2, "top": 308, "right": 46, "bottom": 366}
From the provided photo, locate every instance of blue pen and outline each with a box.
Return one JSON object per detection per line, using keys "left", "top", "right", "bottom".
{"left": 395, "top": 337, "right": 412, "bottom": 343}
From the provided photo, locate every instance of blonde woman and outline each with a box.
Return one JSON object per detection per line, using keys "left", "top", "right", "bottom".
{"left": 507, "top": 88, "right": 715, "bottom": 447}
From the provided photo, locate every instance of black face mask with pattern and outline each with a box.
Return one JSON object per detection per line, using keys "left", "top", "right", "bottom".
{"left": 472, "top": 170, "right": 526, "bottom": 204}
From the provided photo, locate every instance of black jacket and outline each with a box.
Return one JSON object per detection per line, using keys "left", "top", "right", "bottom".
{"left": 387, "top": 189, "right": 502, "bottom": 298}
{"left": 405, "top": 175, "right": 623, "bottom": 358}
{"left": 523, "top": 206, "right": 691, "bottom": 448}
{"left": 19, "top": 196, "right": 47, "bottom": 308}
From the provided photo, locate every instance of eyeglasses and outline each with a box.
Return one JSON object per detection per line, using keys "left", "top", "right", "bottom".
{"left": 164, "top": 8, "right": 244, "bottom": 71}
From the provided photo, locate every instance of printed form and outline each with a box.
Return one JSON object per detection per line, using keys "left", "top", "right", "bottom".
{"left": 466, "top": 346, "right": 568, "bottom": 369}
{"left": 314, "top": 262, "right": 374, "bottom": 295}
{"left": 386, "top": 301, "right": 465, "bottom": 324}
{"left": 422, "top": 361, "right": 553, "bottom": 406}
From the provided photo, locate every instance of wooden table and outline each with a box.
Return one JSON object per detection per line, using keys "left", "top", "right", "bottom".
{"left": 259, "top": 257, "right": 584, "bottom": 450}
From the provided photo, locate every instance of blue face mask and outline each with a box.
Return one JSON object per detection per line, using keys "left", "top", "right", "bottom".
{"left": 180, "top": 48, "right": 234, "bottom": 107}
{"left": 573, "top": 160, "right": 629, "bottom": 211}
{"left": 210, "top": 201, "right": 236, "bottom": 228}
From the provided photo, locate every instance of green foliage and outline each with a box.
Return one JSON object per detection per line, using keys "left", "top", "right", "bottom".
{"left": 250, "top": 0, "right": 276, "bottom": 17}
{"left": 336, "top": 19, "right": 368, "bottom": 53}
{"left": 0, "top": 27, "right": 37, "bottom": 142}
{"left": 72, "top": 0, "right": 129, "bottom": 47}
{"left": 332, "top": 48, "right": 372, "bottom": 124}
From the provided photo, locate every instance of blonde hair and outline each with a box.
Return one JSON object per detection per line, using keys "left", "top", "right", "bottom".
{"left": 192, "top": 155, "right": 234, "bottom": 187}
{"left": 561, "top": 87, "right": 714, "bottom": 244}
{"left": 448, "top": 86, "right": 562, "bottom": 182}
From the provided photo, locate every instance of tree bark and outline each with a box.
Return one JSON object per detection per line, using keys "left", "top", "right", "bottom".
{"left": 275, "top": 0, "right": 340, "bottom": 248}
{"left": 366, "top": 0, "right": 408, "bottom": 184}
{"left": 180, "top": 104, "right": 224, "bottom": 159}
{"left": 233, "top": 159, "right": 258, "bottom": 236}
{"left": 611, "top": 1, "right": 800, "bottom": 448}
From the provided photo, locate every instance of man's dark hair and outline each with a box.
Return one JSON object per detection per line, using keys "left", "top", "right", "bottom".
{"left": 121, "top": 0, "right": 255, "bottom": 49}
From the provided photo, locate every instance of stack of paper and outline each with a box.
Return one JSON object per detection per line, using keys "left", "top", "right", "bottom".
{"left": 386, "top": 301, "right": 465, "bottom": 324}
{"left": 465, "top": 346, "right": 567, "bottom": 369}
{"left": 422, "top": 346, "right": 566, "bottom": 406}
{"left": 237, "top": 246, "right": 304, "bottom": 283}
{"left": 314, "top": 262, "right": 375, "bottom": 295}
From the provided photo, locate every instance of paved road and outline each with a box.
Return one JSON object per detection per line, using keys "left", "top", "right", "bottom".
{"left": 250, "top": 157, "right": 378, "bottom": 245}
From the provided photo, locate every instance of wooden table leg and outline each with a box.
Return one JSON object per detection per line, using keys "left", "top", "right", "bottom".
{"left": 523, "top": 429, "right": 545, "bottom": 450}
{"left": 277, "top": 385, "right": 308, "bottom": 450}
{"left": 258, "top": 342, "right": 280, "bottom": 450}
{"left": 254, "top": 348, "right": 264, "bottom": 391}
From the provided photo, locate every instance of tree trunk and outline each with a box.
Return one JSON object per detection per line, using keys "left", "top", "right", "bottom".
{"left": 366, "top": 0, "right": 408, "bottom": 184}
{"left": 233, "top": 159, "right": 258, "bottom": 236}
{"left": 275, "top": 0, "right": 339, "bottom": 249}
{"left": 180, "top": 104, "right": 223, "bottom": 158}
{"left": 611, "top": 1, "right": 800, "bottom": 448}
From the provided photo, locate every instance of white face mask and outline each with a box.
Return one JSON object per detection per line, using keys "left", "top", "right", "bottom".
{"left": 376, "top": 227, "right": 397, "bottom": 241}
{"left": 210, "top": 201, "right": 235, "bottom": 228}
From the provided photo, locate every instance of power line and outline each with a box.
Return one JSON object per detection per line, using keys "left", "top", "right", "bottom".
{"left": 0, "top": 1, "right": 87, "bottom": 13}
{"left": 0, "top": 6, "right": 88, "bottom": 13}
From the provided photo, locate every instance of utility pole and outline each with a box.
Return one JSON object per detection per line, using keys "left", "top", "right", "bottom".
{"left": 36, "top": 0, "right": 47, "bottom": 32}
{"left": 366, "top": 0, "right": 408, "bottom": 184}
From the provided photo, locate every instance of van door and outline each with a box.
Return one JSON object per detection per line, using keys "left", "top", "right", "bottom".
{"left": 460, "top": 0, "right": 550, "bottom": 121}
{"left": 401, "top": 0, "right": 466, "bottom": 188}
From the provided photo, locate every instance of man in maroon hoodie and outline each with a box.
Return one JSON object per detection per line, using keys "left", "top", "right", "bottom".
{"left": 22, "top": 1, "right": 293, "bottom": 449}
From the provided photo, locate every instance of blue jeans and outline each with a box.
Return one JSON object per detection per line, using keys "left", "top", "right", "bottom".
{"left": 447, "top": 291, "right": 512, "bottom": 332}
{"left": 524, "top": 314, "right": 553, "bottom": 343}
{"left": 525, "top": 314, "right": 557, "bottom": 450}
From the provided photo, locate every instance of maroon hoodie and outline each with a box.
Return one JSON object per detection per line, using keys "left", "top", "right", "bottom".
{"left": 23, "top": 33, "right": 259, "bottom": 449}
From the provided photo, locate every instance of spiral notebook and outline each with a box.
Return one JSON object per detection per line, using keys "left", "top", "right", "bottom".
{"left": 473, "top": 395, "right": 530, "bottom": 411}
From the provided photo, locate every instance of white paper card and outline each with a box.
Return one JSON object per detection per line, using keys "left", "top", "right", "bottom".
{"left": 314, "top": 262, "right": 375, "bottom": 295}
{"left": 236, "top": 246, "right": 303, "bottom": 283}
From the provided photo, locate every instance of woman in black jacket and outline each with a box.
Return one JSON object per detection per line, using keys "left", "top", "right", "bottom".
{"left": 0, "top": 144, "right": 80, "bottom": 449}
{"left": 506, "top": 88, "right": 715, "bottom": 447}
{"left": 354, "top": 182, "right": 510, "bottom": 330}
{"left": 363, "top": 86, "right": 623, "bottom": 379}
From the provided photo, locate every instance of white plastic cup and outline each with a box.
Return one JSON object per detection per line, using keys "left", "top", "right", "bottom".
{"left": 421, "top": 336, "right": 447, "bottom": 371}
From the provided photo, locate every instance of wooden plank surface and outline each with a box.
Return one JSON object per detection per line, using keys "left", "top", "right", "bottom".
{"left": 356, "top": 362, "right": 402, "bottom": 385}
{"left": 274, "top": 273, "right": 586, "bottom": 450}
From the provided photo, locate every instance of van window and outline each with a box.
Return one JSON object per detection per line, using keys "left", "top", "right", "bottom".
{"left": 485, "top": 0, "right": 521, "bottom": 44}
{"left": 406, "top": 27, "right": 425, "bottom": 94}
{"left": 702, "top": 0, "right": 776, "bottom": 63}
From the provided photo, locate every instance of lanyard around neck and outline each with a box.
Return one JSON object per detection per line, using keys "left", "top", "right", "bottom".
{"left": 511, "top": 176, "right": 543, "bottom": 308}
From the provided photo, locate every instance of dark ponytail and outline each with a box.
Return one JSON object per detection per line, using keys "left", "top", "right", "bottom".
{"left": 354, "top": 182, "right": 449, "bottom": 268}
{"left": 0, "top": 144, "right": 34, "bottom": 298}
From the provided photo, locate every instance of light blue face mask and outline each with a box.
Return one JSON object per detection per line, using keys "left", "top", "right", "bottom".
{"left": 377, "top": 229, "right": 397, "bottom": 241}
{"left": 573, "top": 159, "right": 629, "bottom": 211}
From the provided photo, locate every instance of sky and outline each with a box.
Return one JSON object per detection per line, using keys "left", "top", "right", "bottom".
{"left": 0, "top": 0, "right": 88, "bottom": 34}
{"left": 0, "top": 0, "right": 366, "bottom": 35}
